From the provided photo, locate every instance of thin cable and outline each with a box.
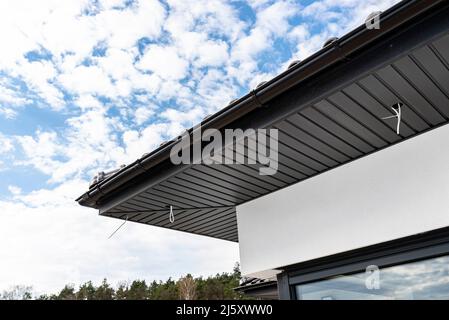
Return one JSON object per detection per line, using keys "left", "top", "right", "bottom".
{"left": 108, "top": 216, "right": 128, "bottom": 239}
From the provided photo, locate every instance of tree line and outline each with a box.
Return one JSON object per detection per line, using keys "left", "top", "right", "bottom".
{"left": 1, "top": 263, "right": 250, "bottom": 300}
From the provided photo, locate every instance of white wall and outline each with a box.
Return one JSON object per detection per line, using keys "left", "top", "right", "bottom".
{"left": 237, "top": 124, "right": 449, "bottom": 278}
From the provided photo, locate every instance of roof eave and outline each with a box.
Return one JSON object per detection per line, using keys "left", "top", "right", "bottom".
{"left": 77, "top": 0, "right": 445, "bottom": 209}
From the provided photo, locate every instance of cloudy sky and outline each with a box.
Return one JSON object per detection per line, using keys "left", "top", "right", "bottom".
{"left": 0, "top": 0, "right": 400, "bottom": 295}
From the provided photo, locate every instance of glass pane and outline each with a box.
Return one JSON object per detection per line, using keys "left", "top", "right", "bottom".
{"left": 296, "top": 255, "right": 449, "bottom": 300}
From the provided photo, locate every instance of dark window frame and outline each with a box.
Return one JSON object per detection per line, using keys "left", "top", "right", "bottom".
{"left": 276, "top": 227, "right": 449, "bottom": 299}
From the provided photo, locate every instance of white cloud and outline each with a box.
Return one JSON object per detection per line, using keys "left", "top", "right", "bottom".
{"left": 0, "top": 79, "right": 32, "bottom": 119}
{"left": 196, "top": 69, "right": 237, "bottom": 112}
{"left": 14, "top": 107, "right": 174, "bottom": 183}
{"left": 0, "top": 0, "right": 300, "bottom": 115}
{"left": 194, "top": 40, "right": 229, "bottom": 68}
{"left": 288, "top": 24, "right": 310, "bottom": 43}
{"left": 122, "top": 123, "right": 171, "bottom": 161}
{"left": 94, "top": 0, "right": 166, "bottom": 49}
{"left": 16, "top": 131, "right": 59, "bottom": 160}
{"left": 15, "top": 131, "right": 63, "bottom": 178}
{"left": 49, "top": 110, "right": 123, "bottom": 182}
{"left": 160, "top": 107, "right": 206, "bottom": 136}
{"left": 97, "top": 48, "right": 135, "bottom": 81}
{"left": 0, "top": 134, "right": 14, "bottom": 171}
{"left": 134, "top": 106, "right": 155, "bottom": 125}
{"left": 0, "top": 0, "right": 167, "bottom": 109}
{"left": 300, "top": 0, "right": 400, "bottom": 34}
{"left": 228, "top": 1, "right": 298, "bottom": 84}
{"left": 8, "top": 185, "right": 22, "bottom": 196}
{"left": 138, "top": 46, "right": 189, "bottom": 80}
{"left": 256, "top": 1, "right": 296, "bottom": 35}
{"left": 0, "top": 83, "right": 29, "bottom": 106}
{"left": 97, "top": 0, "right": 129, "bottom": 10}
{"left": 0, "top": 134, "right": 14, "bottom": 154}
{"left": 0, "top": 107, "right": 17, "bottom": 119}
{"left": 58, "top": 65, "right": 115, "bottom": 97}
{"left": 0, "top": 179, "right": 238, "bottom": 293}
{"left": 13, "top": 59, "right": 64, "bottom": 110}
{"left": 288, "top": 0, "right": 401, "bottom": 61}
{"left": 164, "top": 0, "right": 245, "bottom": 42}
{"left": 75, "top": 94, "right": 103, "bottom": 111}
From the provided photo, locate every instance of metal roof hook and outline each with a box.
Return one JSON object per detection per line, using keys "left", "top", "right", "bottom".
{"left": 382, "top": 102, "right": 403, "bottom": 135}
{"left": 169, "top": 205, "right": 174, "bottom": 223}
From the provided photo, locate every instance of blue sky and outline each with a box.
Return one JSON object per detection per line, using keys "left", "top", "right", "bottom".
{"left": 0, "top": 0, "right": 399, "bottom": 294}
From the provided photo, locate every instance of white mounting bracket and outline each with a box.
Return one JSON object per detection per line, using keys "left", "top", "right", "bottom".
{"left": 169, "top": 205, "right": 174, "bottom": 223}
{"left": 382, "top": 102, "right": 403, "bottom": 135}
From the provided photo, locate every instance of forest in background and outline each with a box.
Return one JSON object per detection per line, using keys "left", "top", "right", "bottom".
{"left": 0, "top": 263, "right": 250, "bottom": 300}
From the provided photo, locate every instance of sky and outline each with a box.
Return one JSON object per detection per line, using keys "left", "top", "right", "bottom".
{"left": 0, "top": 0, "right": 400, "bottom": 295}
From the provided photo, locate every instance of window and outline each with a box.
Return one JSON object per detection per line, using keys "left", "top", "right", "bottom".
{"left": 295, "top": 255, "right": 449, "bottom": 300}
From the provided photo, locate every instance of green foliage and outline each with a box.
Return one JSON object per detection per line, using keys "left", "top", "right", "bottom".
{"left": 1, "top": 285, "right": 33, "bottom": 300}
{"left": 3, "top": 262, "right": 251, "bottom": 300}
{"left": 94, "top": 279, "right": 115, "bottom": 300}
{"left": 57, "top": 284, "right": 77, "bottom": 300}
{"left": 115, "top": 281, "right": 129, "bottom": 300}
{"left": 195, "top": 263, "right": 248, "bottom": 300}
{"left": 126, "top": 280, "right": 150, "bottom": 300}
{"left": 150, "top": 278, "right": 178, "bottom": 300}
{"left": 77, "top": 281, "right": 96, "bottom": 300}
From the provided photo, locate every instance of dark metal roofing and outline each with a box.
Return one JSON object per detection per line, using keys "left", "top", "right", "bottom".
{"left": 77, "top": 0, "right": 449, "bottom": 242}
{"left": 234, "top": 277, "right": 278, "bottom": 299}
{"left": 237, "top": 277, "right": 276, "bottom": 288}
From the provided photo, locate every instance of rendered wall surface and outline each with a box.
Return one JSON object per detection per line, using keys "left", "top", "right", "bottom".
{"left": 237, "top": 123, "right": 449, "bottom": 278}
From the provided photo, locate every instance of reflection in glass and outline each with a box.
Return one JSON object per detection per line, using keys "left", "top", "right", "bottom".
{"left": 296, "top": 256, "right": 449, "bottom": 300}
